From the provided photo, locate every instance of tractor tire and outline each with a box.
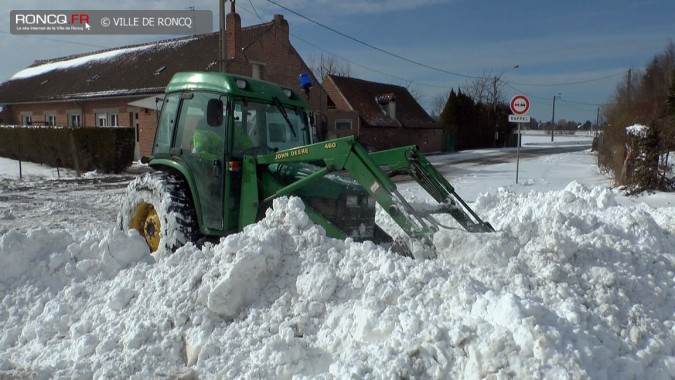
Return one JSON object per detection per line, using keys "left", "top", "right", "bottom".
{"left": 118, "top": 170, "right": 198, "bottom": 254}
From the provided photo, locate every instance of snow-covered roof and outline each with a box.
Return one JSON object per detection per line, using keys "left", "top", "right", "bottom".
{"left": 10, "top": 46, "right": 155, "bottom": 81}
{"left": 0, "top": 18, "right": 278, "bottom": 104}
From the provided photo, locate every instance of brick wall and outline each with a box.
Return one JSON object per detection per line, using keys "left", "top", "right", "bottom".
{"left": 358, "top": 127, "right": 442, "bottom": 154}
{"left": 235, "top": 16, "right": 327, "bottom": 120}
{"left": 322, "top": 76, "right": 351, "bottom": 110}
{"left": 7, "top": 98, "right": 141, "bottom": 128}
{"left": 326, "top": 109, "right": 442, "bottom": 153}
{"left": 138, "top": 108, "right": 157, "bottom": 157}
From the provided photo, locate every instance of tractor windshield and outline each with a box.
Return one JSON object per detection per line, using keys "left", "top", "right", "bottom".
{"left": 232, "top": 98, "right": 311, "bottom": 156}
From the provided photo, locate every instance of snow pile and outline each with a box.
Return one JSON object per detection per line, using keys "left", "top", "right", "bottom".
{"left": 1, "top": 188, "right": 674, "bottom": 379}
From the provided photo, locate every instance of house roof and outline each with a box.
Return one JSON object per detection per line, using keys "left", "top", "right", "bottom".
{"left": 325, "top": 75, "right": 438, "bottom": 129}
{"left": 0, "top": 20, "right": 276, "bottom": 104}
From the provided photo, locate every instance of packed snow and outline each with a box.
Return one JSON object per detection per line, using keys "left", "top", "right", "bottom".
{"left": 0, "top": 134, "right": 674, "bottom": 379}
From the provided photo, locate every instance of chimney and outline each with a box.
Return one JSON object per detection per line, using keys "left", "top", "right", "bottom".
{"left": 387, "top": 98, "right": 396, "bottom": 120}
{"left": 273, "top": 14, "right": 289, "bottom": 41}
{"left": 226, "top": 0, "right": 241, "bottom": 60}
{"left": 376, "top": 94, "right": 396, "bottom": 120}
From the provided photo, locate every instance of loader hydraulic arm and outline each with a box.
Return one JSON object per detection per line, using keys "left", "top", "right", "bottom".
{"left": 239, "top": 136, "right": 493, "bottom": 250}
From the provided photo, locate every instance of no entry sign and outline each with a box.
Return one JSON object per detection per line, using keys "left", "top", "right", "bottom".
{"left": 510, "top": 95, "right": 530, "bottom": 115}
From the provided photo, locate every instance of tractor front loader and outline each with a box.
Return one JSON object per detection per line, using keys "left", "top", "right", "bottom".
{"left": 118, "top": 72, "right": 493, "bottom": 258}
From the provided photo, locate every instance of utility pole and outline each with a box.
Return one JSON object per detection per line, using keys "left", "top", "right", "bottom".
{"left": 550, "top": 94, "right": 559, "bottom": 142}
{"left": 493, "top": 75, "right": 498, "bottom": 147}
{"left": 218, "top": 0, "right": 226, "bottom": 72}
{"left": 626, "top": 68, "right": 632, "bottom": 102}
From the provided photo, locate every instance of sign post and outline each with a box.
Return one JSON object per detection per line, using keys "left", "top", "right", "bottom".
{"left": 509, "top": 95, "right": 531, "bottom": 184}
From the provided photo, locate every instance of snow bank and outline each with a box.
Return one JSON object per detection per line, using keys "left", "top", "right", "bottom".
{"left": 1, "top": 189, "right": 674, "bottom": 379}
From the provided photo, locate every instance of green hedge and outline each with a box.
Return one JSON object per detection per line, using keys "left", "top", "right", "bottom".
{"left": 0, "top": 126, "right": 135, "bottom": 173}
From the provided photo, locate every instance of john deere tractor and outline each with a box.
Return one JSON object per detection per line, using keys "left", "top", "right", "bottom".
{"left": 118, "top": 72, "right": 492, "bottom": 258}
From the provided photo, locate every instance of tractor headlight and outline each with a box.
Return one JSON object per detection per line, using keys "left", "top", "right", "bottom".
{"left": 345, "top": 195, "right": 359, "bottom": 208}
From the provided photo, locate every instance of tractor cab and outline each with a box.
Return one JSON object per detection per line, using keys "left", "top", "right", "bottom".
{"left": 150, "top": 73, "right": 313, "bottom": 235}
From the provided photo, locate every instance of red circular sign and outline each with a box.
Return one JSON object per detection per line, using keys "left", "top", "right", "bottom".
{"left": 510, "top": 95, "right": 530, "bottom": 115}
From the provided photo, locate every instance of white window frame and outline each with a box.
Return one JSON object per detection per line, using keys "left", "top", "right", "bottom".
{"left": 97, "top": 113, "right": 108, "bottom": 127}
{"left": 45, "top": 111, "right": 57, "bottom": 126}
{"left": 109, "top": 112, "right": 119, "bottom": 127}
{"left": 95, "top": 108, "right": 120, "bottom": 127}
{"left": 20, "top": 112, "right": 32, "bottom": 126}
{"left": 67, "top": 111, "right": 82, "bottom": 127}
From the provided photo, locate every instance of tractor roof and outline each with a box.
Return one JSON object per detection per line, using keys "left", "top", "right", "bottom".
{"left": 166, "top": 72, "right": 307, "bottom": 108}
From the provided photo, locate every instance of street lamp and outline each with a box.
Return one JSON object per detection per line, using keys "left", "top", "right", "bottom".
{"left": 551, "top": 93, "right": 561, "bottom": 142}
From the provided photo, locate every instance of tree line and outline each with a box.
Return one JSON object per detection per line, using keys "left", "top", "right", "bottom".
{"left": 598, "top": 42, "right": 675, "bottom": 193}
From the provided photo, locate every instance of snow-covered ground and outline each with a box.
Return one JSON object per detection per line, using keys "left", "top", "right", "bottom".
{"left": 1, "top": 134, "right": 674, "bottom": 379}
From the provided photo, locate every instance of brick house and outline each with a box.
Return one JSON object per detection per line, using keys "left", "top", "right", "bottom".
{"left": 322, "top": 74, "right": 442, "bottom": 153}
{"left": 0, "top": 4, "right": 326, "bottom": 157}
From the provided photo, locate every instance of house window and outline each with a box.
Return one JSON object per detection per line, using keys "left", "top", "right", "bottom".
{"left": 335, "top": 120, "right": 352, "bottom": 131}
{"left": 21, "top": 112, "right": 32, "bottom": 126}
{"left": 97, "top": 113, "right": 108, "bottom": 127}
{"left": 45, "top": 112, "right": 57, "bottom": 126}
{"left": 68, "top": 112, "right": 82, "bottom": 127}
{"left": 251, "top": 62, "right": 264, "bottom": 80}
{"left": 95, "top": 110, "right": 120, "bottom": 127}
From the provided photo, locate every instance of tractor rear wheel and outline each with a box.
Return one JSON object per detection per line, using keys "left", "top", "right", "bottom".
{"left": 118, "top": 171, "right": 198, "bottom": 254}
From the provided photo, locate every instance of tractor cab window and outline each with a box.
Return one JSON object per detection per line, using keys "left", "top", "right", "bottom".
{"left": 154, "top": 93, "right": 180, "bottom": 154}
{"left": 176, "top": 92, "right": 226, "bottom": 161}
{"left": 175, "top": 91, "right": 227, "bottom": 230}
{"left": 232, "top": 98, "right": 310, "bottom": 156}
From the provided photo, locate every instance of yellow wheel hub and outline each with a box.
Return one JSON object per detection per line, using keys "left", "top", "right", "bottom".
{"left": 129, "top": 202, "right": 161, "bottom": 252}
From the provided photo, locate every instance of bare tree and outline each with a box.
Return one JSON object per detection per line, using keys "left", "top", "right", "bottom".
{"left": 463, "top": 70, "right": 510, "bottom": 108}
{"left": 429, "top": 90, "right": 451, "bottom": 119}
{"left": 308, "top": 53, "right": 351, "bottom": 80}
{"left": 403, "top": 80, "right": 424, "bottom": 106}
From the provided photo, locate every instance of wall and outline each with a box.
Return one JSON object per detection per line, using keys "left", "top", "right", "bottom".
{"left": 326, "top": 109, "right": 442, "bottom": 153}
{"left": 138, "top": 108, "right": 157, "bottom": 157}
{"left": 6, "top": 98, "right": 140, "bottom": 128}
{"left": 358, "top": 127, "right": 443, "bottom": 153}
{"left": 228, "top": 16, "right": 328, "bottom": 134}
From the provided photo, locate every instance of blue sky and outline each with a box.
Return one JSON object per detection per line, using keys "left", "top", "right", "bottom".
{"left": 1, "top": 0, "right": 673, "bottom": 123}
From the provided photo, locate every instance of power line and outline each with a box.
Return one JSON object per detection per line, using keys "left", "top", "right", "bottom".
{"left": 265, "top": 0, "right": 479, "bottom": 80}
{"left": 235, "top": 2, "right": 453, "bottom": 89}
{"left": 511, "top": 71, "right": 626, "bottom": 87}
{"left": 247, "top": 0, "right": 264, "bottom": 22}
{"left": 264, "top": 1, "right": 633, "bottom": 89}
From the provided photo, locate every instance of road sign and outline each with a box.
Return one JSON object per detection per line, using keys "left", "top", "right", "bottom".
{"left": 510, "top": 95, "right": 530, "bottom": 115}
{"left": 508, "top": 114, "right": 531, "bottom": 123}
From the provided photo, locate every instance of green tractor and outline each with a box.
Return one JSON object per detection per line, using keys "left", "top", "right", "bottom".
{"left": 118, "top": 72, "right": 492, "bottom": 258}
